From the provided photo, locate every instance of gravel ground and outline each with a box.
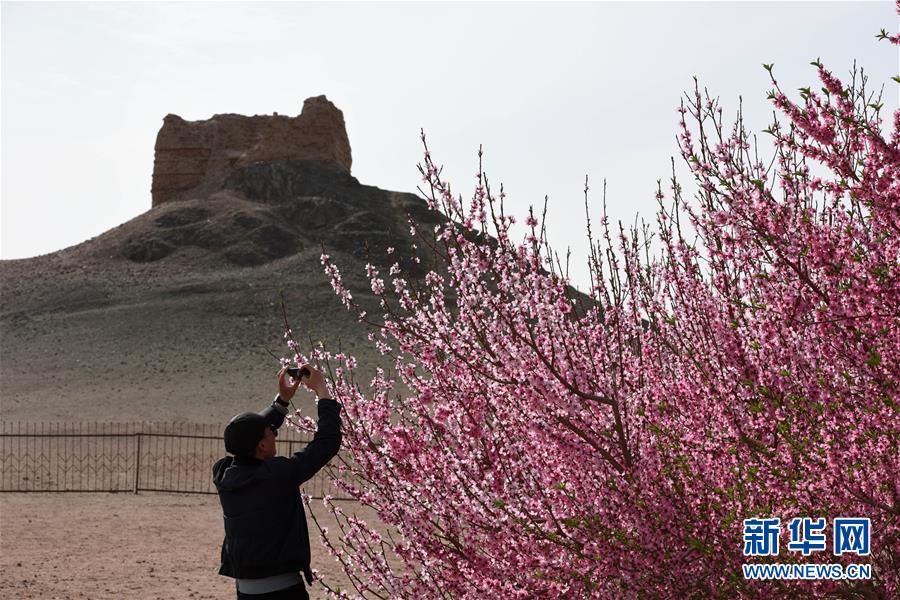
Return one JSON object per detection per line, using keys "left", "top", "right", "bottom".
{"left": 0, "top": 492, "right": 386, "bottom": 599}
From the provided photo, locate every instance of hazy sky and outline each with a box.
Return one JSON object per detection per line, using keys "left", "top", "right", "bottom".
{"left": 2, "top": 1, "right": 897, "bottom": 291}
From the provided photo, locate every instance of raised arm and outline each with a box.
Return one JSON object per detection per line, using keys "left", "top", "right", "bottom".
{"left": 276, "top": 365, "right": 343, "bottom": 484}
{"left": 287, "top": 397, "right": 342, "bottom": 484}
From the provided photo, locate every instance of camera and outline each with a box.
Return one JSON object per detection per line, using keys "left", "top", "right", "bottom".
{"left": 286, "top": 366, "right": 310, "bottom": 380}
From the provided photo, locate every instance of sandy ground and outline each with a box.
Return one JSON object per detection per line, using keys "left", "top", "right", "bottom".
{"left": 0, "top": 492, "right": 385, "bottom": 599}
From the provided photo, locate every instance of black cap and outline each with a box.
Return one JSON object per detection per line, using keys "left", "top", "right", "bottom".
{"left": 223, "top": 412, "right": 268, "bottom": 456}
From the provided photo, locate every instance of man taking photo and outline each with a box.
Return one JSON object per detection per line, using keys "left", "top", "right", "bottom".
{"left": 213, "top": 364, "right": 342, "bottom": 599}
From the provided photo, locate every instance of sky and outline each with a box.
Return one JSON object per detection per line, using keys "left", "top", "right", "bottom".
{"left": 1, "top": 1, "right": 897, "bottom": 292}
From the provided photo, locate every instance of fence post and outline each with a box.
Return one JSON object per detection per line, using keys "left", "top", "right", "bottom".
{"left": 133, "top": 427, "right": 142, "bottom": 494}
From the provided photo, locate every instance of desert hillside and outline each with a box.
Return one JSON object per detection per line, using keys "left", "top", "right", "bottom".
{"left": 0, "top": 98, "right": 439, "bottom": 424}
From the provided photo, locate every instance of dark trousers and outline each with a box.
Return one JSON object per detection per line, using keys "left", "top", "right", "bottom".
{"left": 236, "top": 582, "right": 309, "bottom": 600}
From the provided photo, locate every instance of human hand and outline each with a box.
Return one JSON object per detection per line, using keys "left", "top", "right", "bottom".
{"left": 278, "top": 366, "right": 302, "bottom": 403}
{"left": 297, "top": 364, "right": 329, "bottom": 398}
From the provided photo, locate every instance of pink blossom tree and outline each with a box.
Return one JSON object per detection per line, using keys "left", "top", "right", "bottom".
{"left": 285, "top": 18, "right": 898, "bottom": 599}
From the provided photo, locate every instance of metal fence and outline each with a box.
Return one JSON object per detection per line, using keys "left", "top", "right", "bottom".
{"left": 0, "top": 421, "right": 350, "bottom": 498}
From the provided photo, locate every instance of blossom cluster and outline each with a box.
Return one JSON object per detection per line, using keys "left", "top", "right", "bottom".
{"left": 287, "top": 17, "right": 899, "bottom": 599}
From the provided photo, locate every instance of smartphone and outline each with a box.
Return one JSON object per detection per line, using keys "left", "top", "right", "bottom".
{"left": 286, "top": 366, "right": 311, "bottom": 380}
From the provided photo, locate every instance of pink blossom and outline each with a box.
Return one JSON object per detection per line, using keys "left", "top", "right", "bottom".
{"left": 298, "top": 25, "right": 900, "bottom": 599}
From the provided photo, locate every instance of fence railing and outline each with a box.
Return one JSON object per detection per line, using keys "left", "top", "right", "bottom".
{"left": 0, "top": 421, "right": 351, "bottom": 498}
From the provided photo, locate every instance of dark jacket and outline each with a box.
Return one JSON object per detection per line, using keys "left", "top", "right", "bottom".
{"left": 213, "top": 398, "right": 342, "bottom": 584}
